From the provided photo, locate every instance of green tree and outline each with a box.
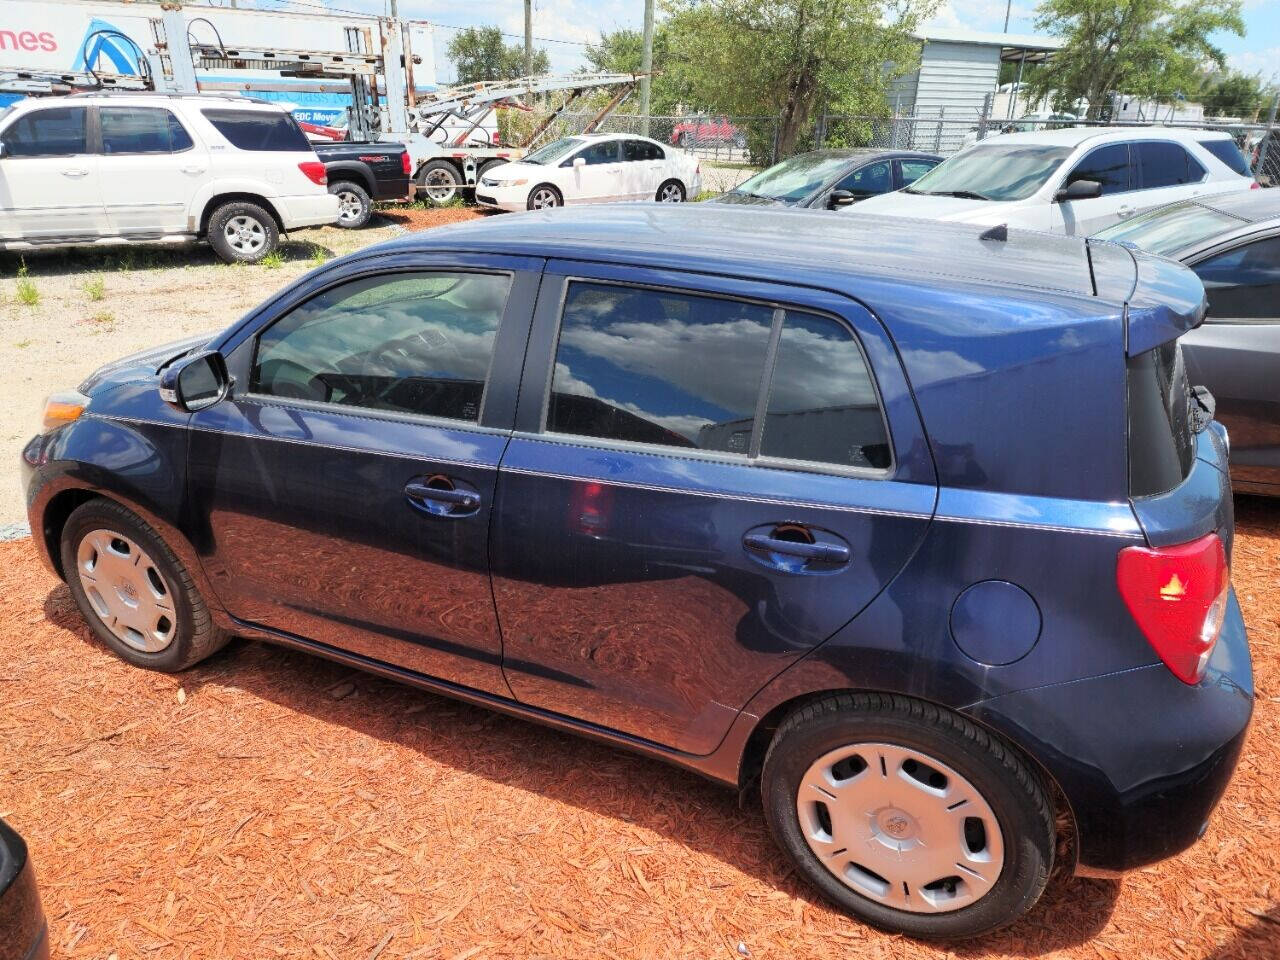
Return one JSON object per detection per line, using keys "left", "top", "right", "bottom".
{"left": 661, "top": 0, "right": 937, "bottom": 158}
{"left": 583, "top": 27, "right": 686, "bottom": 114}
{"left": 447, "top": 26, "right": 549, "bottom": 84}
{"left": 1025, "top": 0, "right": 1245, "bottom": 120}
{"left": 1198, "top": 70, "right": 1269, "bottom": 119}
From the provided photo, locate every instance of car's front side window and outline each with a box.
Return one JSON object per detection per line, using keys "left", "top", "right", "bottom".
{"left": 1063, "top": 142, "right": 1131, "bottom": 195}
{"left": 546, "top": 281, "right": 888, "bottom": 470}
{"left": 568, "top": 141, "right": 619, "bottom": 166}
{"left": 1192, "top": 236, "right": 1280, "bottom": 320}
{"left": 0, "top": 106, "right": 87, "bottom": 157}
{"left": 252, "top": 271, "right": 511, "bottom": 422}
{"left": 100, "top": 107, "right": 194, "bottom": 155}
{"left": 835, "top": 161, "right": 892, "bottom": 198}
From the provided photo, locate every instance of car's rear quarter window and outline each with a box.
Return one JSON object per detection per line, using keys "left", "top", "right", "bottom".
{"left": 1198, "top": 138, "right": 1251, "bottom": 177}
{"left": 201, "top": 108, "right": 311, "bottom": 152}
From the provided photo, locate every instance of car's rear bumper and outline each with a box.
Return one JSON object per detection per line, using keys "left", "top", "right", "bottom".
{"left": 0, "top": 820, "right": 49, "bottom": 960}
{"left": 967, "top": 588, "right": 1253, "bottom": 874}
{"left": 275, "top": 192, "right": 341, "bottom": 229}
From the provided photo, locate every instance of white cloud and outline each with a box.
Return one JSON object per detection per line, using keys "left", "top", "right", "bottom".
{"left": 1228, "top": 47, "right": 1280, "bottom": 82}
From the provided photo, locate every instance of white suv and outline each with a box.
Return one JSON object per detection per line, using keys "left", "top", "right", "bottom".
{"left": 0, "top": 93, "right": 340, "bottom": 263}
{"left": 848, "top": 127, "right": 1257, "bottom": 235}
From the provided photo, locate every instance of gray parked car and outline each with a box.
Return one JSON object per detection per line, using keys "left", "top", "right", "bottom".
{"left": 709, "top": 148, "right": 942, "bottom": 210}
{"left": 1095, "top": 189, "right": 1280, "bottom": 496}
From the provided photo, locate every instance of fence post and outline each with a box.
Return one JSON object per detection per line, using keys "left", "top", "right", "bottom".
{"left": 934, "top": 107, "right": 944, "bottom": 152}
{"left": 1259, "top": 92, "right": 1280, "bottom": 183}
{"left": 977, "top": 93, "right": 992, "bottom": 142}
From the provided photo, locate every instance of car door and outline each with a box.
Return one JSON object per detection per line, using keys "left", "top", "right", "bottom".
{"left": 97, "top": 106, "right": 210, "bottom": 235}
{"left": 1048, "top": 142, "right": 1134, "bottom": 235}
{"left": 490, "top": 262, "right": 937, "bottom": 754}
{"left": 0, "top": 105, "right": 105, "bottom": 240}
{"left": 1130, "top": 141, "right": 1210, "bottom": 216}
{"left": 187, "top": 254, "right": 542, "bottom": 696}
{"left": 620, "top": 139, "right": 663, "bottom": 200}
{"left": 563, "top": 139, "right": 623, "bottom": 203}
{"left": 1181, "top": 233, "right": 1280, "bottom": 493}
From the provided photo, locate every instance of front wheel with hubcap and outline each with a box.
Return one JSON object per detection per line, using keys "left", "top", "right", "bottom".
{"left": 330, "top": 180, "right": 372, "bottom": 229}
{"left": 527, "top": 184, "right": 562, "bottom": 210}
{"left": 656, "top": 179, "right": 686, "bottom": 202}
{"left": 207, "top": 201, "right": 278, "bottom": 264}
{"left": 60, "top": 499, "right": 231, "bottom": 672}
{"left": 762, "top": 692, "right": 1053, "bottom": 939}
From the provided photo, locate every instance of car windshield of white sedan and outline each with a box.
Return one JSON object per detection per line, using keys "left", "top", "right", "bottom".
{"left": 1094, "top": 203, "right": 1245, "bottom": 257}
{"left": 731, "top": 154, "right": 857, "bottom": 202}
{"left": 905, "top": 145, "right": 1072, "bottom": 202}
{"left": 523, "top": 137, "right": 583, "bottom": 165}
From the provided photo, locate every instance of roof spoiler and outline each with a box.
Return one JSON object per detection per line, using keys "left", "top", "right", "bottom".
{"left": 1086, "top": 239, "right": 1207, "bottom": 356}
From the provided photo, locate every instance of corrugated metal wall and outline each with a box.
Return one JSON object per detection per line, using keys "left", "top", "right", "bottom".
{"left": 889, "top": 41, "right": 1000, "bottom": 152}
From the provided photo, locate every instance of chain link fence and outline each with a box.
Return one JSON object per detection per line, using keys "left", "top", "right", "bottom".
{"left": 530, "top": 107, "right": 1280, "bottom": 192}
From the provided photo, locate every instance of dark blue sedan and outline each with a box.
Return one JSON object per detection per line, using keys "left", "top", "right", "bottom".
{"left": 21, "top": 207, "right": 1252, "bottom": 940}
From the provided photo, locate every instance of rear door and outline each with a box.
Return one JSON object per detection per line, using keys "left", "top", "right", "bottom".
{"left": 1182, "top": 233, "right": 1280, "bottom": 493}
{"left": 490, "top": 262, "right": 937, "bottom": 754}
{"left": 620, "top": 138, "right": 663, "bottom": 200}
{"left": 189, "top": 254, "right": 541, "bottom": 695}
{"left": 1131, "top": 141, "right": 1211, "bottom": 215}
{"left": 0, "top": 105, "right": 104, "bottom": 240}
{"left": 98, "top": 105, "right": 209, "bottom": 235}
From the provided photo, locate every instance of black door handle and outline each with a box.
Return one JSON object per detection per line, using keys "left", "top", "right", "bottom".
{"left": 405, "top": 481, "right": 481, "bottom": 511}
{"left": 743, "top": 534, "right": 850, "bottom": 564}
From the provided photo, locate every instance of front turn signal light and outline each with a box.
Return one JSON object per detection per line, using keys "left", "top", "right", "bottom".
{"left": 42, "top": 391, "right": 89, "bottom": 432}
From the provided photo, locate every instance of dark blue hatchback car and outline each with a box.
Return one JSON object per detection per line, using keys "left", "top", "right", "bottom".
{"left": 22, "top": 207, "right": 1252, "bottom": 939}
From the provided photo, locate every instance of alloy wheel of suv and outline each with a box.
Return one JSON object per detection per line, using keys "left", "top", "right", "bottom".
{"left": 207, "top": 200, "right": 279, "bottom": 264}
{"left": 762, "top": 692, "right": 1053, "bottom": 939}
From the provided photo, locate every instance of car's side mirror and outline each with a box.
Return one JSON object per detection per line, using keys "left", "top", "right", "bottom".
{"left": 828, "top": 189, "right": 857, "bottom": 208}
{"left": 573, "top": 156, "right": 586, "bottom": 168}
{"left": 159, "top": 350, "right": 230, "bottom": 413}
{"left": 1055, "top": 179, "right": 1102, "bottom": 202}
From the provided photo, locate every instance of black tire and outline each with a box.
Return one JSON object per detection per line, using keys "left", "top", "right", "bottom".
{"left": 417, "top": 159, "right": 462, "bottom": 206}
{"left": 656, "top": 179, "right": 686, "bottom": 202}
{"left": 206, "top": 200, "right": 278, "bottom": 264}
{"left": 526, "top": 183, "right": 563, "bottom": 210}
{"left": 761, "top": 692, "right": 1054, "bottom": 940}
{"left": 477, "top": 158, "right": 508, "bottom": 180}
{"left": 678, "top": 132, "right": 692, "bottom": 148}
{"left": 329, "top": 180, "right": 372, "bottom": 229}
{"left": 60, "top": 498, "right": 231, "bottom": 673}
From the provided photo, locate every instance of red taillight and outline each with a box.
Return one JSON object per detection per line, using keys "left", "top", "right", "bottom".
{"left": 400, "top": 151, "right": 412, "bottom": 176}
{"left": 298, "top": 160, "right": 327, "bottom": 186}
{"left": 1117, "top": 533, "right": 1230, "bottom": 684}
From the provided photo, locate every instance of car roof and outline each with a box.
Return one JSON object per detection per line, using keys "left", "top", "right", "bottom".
{"left": 59, "top": 92, "right": 285, "bottom": 110}
{"left": 377, "top": 204, "right": 1107, "bottom": 301}
{"left": 782, "top": 148, "right": 941, "bottom": 162}
{"left": 1197, "top": 188, "right": 1280, "bottom": 223}
{"left": 977, "top": 126, "right": 1234, "bottom": 149}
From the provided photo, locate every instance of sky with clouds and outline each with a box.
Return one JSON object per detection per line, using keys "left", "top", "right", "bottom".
{"left": 296, "top": 0, "right": 1279, "bottom": 85}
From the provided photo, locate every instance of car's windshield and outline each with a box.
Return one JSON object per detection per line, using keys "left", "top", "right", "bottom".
{"left": 906, "top": 144, "right": 1072, "bottom": 201}
{"left": 522, "top": 137, "right": 582, "bottom": 165}
{"left": 1094, "top": 202, "right": 1246, "bottom": 257}
{"left": 731, "top": 153, "right": 858, "bottom": 202}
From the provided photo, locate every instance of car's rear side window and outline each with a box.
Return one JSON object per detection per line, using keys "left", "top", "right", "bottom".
{"left": 1136, "top": 142, "right": 1205, "bottom": 189}
{"left": 201, "top": 108, "right": 311, "bottom": 152}
{"left": 0, "top": 106, "right": 87, "bottom": 157}
{"left": 100, "top": 107, "right": 193, "bottom": 154}
{"left": 251, "top": 271, "right": 511, "bottom": 422}
{"left": 1198, "top": 138, "right": 1251, "bottom": 177}
{"left": 1128, "top": 340, "right": 1195, "bottom": 496}
{"left": 547, "top": 281, "right": 889, "bottom": 471}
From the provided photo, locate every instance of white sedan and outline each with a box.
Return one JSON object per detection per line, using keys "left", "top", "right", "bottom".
{"left": 476, "top": 133, "right": 702, "bottom": 211}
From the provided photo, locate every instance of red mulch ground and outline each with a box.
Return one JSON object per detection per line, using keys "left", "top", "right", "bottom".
{"left": 1, "top": 497, "right": 1277, "bottom": 959}
{"left": 378, "top": 207, "right": 491, "bottom": 232}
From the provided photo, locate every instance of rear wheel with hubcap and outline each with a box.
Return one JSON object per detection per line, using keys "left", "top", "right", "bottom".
{"left": 762, "top": 692, "right": 1054, "bottom": 939}
{"left": 330, "top": 180, "right": 372, "bottom": 229}
{"left": 60, "top": 499, "right": 231, "bottom": 672}
{"left": 418, "top": 159, "right": 462, "bottom": 206}
{"left": 656, "top": 179, "right": 686, "bottom": 202}
{"left": 207, "top": 200, "right": 278, "bottom": 264}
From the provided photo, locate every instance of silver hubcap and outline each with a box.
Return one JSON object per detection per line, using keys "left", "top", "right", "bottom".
{"left": 797, "top": 742, "right": 1004, "bottom": 914}
{"left": 76, "top": 529, "right": 177, "bottom": 653}
{"left": 659, "top": 183, "right": 683, "bottom": 202}
{"left": 423, "top": 169, "right": 458, "bottom": 202}
{"left": 224, "top": 215, "right": 265, "bottom": 254}
{"left": 336, "top": 190, "right": 363, "bottom": 223}
{"left": 531, "top": 188, "right": 559, "bottom": 208}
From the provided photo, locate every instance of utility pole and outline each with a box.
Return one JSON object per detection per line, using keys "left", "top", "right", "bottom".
{"left": 640, "top": 0, "right": 655, "bottom": 135}
{"left": 524, "top": 0, "right": 533, "bottom": 105}
{"left": 1003, "top": 0, "right": 1011, "bottom": 32}
{"left": 389, "top": 0, "right": 397, "bottom": 19}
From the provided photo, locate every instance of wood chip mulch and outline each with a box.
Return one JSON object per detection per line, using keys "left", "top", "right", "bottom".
{"left": 1, "top": 496, "right": 1277, "bottom": 959}
{"left": 377, "top": 207, "right": 491, "bottom": 232}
